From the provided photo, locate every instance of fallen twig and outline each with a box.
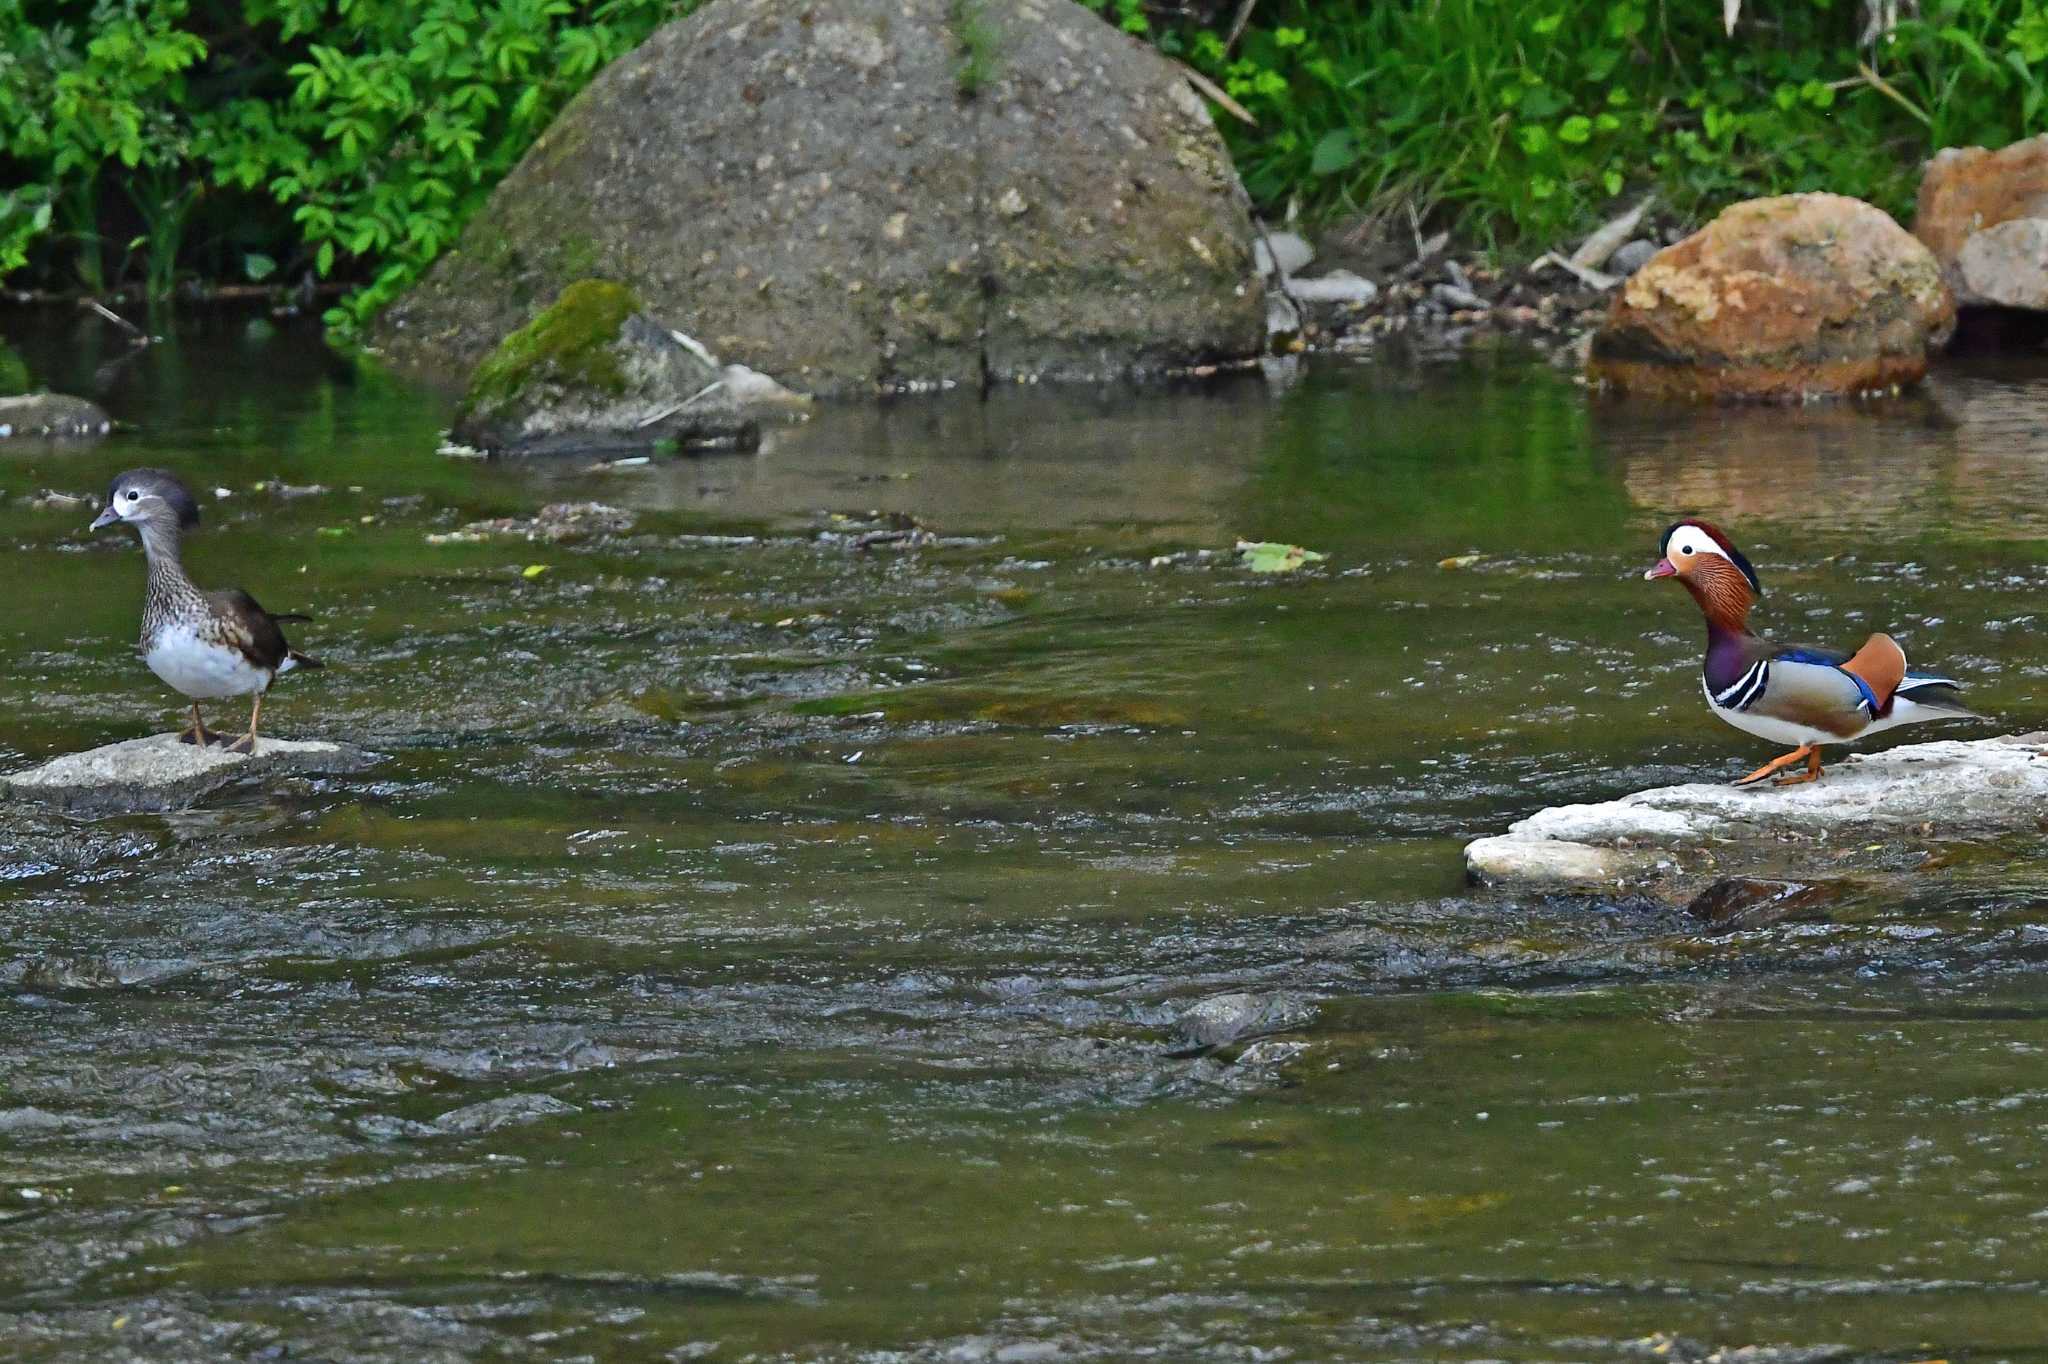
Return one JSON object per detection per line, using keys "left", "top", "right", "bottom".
{"left": 1179, "top": 63, "right": 1255, "bottom": 125}
{"left": 1855, "top": 59, "right": 1930, "bottom": 124}
{"left": 1223, "top": 0, "right": 1259, "bottom": 52}
{"left": 1529, "top": 252, "right": 1621, "bottom": 292}
{"left": 82, "top": 299, "right": 150, "bottom": 345}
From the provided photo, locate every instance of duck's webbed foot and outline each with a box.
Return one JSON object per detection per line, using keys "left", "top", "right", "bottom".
{"left": 1772, "top": 746, "right": 1825, "bottom": 786}
{"left": 178, "top": 703, "right": 220, "bottom": 746}
{"left": 1734, "top": 743, "right": 1817, "bottom": 788}
{"left": 224, "top": 692, "right": 264, "bottom": 755}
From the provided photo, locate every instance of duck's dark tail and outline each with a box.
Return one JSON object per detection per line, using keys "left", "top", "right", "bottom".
{"left": 1897, "top": 677, "right": 1977, "bottom": 718}
{"left": 270, "top": 612, "right": 321, "bottom": 671}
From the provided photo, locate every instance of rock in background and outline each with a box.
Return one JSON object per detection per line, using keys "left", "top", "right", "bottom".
{"left": 1588, "top": 193, "right": 1954, "bottom": 401}
{"left": 1915, "top": 133, "right": 2048, "bottom": 311}
{"left": 0, "top": 392, "right": 112, "bottom": 440}
{"left": 452, "top": 280, "right": 763, "bottom": 456}
{"left": 372, "top": 0, "right": 1264, "bottom": 397}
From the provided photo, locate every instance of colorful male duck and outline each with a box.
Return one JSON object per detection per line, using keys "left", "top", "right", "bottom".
{"left": 90, "top": 468, "right": 322, "bottom": 751}
{"left": 1645, "top": 518, "right": 1974, "bottom": 786}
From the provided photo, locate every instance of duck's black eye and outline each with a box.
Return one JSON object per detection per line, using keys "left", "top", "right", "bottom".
{"left": 1679, "top": 542, "right": 1694, "bottom": 555}
{"left": 124, "top": 489, "right": 140, "bottom": 501}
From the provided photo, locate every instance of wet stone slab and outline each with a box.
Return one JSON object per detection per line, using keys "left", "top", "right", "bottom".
{"left": 1465, "top": 733, "right": 2048, "bottom": 895}
{"left": 1, "top": 733, "right": 375, "bottom": 815}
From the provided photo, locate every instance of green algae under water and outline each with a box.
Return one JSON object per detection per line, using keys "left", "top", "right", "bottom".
{"left": 2, "top": 313, "right": 2048, "bottom": 1360}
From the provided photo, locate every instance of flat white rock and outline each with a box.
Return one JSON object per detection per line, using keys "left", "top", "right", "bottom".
{"left": 1466, "top": 734, "right": 2048, "bottom": 891}
{"left": 1286, "top": 270, "right": 1378, "bottom": 306}
{"left": 1253, "top": 230, "right": 1314, "bottom": 278}
{"left": 3, "top": 733, "right": 372, "bottom": 814}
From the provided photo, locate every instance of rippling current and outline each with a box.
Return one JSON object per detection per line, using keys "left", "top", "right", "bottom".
{"left": 2, "top": 311, "right": 2047, "bottom": 1361}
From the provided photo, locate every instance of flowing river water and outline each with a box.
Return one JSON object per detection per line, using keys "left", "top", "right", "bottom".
{"left": 3, "top": 312, "right": 2048, "bottom": 1361}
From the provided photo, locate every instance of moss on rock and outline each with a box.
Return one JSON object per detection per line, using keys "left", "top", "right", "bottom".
{"left": 0, "top": 344, "right": 29, "bottom": 397}
{"left": 462, "top": 279, "right": 643, "bottom": 421}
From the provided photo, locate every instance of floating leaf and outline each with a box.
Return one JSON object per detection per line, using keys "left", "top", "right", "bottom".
{"left": 522, "top": 563, "right": 549, "bottom": 578}
{"left": 1236, "top": 540, "right": 1327, "bottom": 573}
{"left": 1439, "top": 553, "right": 1484, "bottom": 570}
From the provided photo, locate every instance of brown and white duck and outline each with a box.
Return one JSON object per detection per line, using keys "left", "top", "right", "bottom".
{"left": 90, "top": 468, "right": 321, "bottom": 751}
{"left": 1645, "top": 518, "right": 1976, "bottom": 786}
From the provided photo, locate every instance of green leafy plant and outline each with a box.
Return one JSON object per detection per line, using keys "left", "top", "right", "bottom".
{"left": 3, "top": 0, "right": 2044, "bottom": 312}
{"left": 1, "top": 0, "right": 689, "bottom": 310}
{"left": 1153, "top": 0, "right": 2043, "bottom": 252}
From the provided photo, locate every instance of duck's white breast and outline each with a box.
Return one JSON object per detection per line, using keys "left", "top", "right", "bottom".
{"left": 144, "top": 623, "right": 269, "bottom": 699}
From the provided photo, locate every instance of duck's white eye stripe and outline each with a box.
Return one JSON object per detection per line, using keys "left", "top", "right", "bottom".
{"left": 1673, "top": 531, "right": 1731, "bottom": 563}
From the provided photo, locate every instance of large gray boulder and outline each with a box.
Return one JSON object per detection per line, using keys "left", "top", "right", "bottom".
{"left": 1465, "top": 734, "right": 2048, "bottom": 895}
{"left": 371, "top": 0, "right": 1264, "bottom": 396}
{"left": 3, "top": 734, "right": 373, "bottom": 815}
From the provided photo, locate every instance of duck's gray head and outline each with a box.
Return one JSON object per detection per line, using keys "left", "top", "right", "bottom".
{"left": 90, "top": 468, "right": 200, "bottom": 534}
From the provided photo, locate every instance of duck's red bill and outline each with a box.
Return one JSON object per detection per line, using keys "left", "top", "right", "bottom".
{"left": 1643, "top": 558, "right": 1677, "bottom": 580}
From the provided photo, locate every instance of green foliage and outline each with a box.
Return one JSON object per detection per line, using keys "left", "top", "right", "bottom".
{"left": 1122, "top": 0, "right": 2048, "bottom": 251}
{"left": 4, "top": 0, "right": 2044, "bottom": 312}
{"left": 1, "top": 0, "right": 688, "bottom": 311}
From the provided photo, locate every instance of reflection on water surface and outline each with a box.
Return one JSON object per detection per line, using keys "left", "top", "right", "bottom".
{"left": 2, "top": 313, "right": 2047, "bottom": 1360}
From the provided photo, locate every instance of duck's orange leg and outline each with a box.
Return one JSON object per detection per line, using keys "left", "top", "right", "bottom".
{"left": 1772, "top": 745, "right": 1825, "bottom": 787}
{"left": 178, "top": 702, "right": 218, "bottom": 746}
{"left": 1733, "top": 743, "right": 1815, "bottom": 787}
{"left": 225, "top": 691, "right": 264, "bottom": 755}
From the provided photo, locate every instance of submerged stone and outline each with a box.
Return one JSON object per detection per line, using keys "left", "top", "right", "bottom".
{"left": 2, "top": 733, "right": 374, "bottom": 816}
{"left": 1684, "top": 877, "right": 1835, "bottom": 932}
{"left": 1171, "top": 990, "right": 1318, "bottom": 1054}
{"left": 1465, "top": 734, "right": 2048, "bottom": 895}
{"left": 371, "top": 0, "right": 1264, "bottom": 396}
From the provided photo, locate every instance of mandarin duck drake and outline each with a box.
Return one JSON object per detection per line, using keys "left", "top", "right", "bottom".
{"left": 90, "top": 468, "right": 322, "bottom": 751}
{"left": 1645, "top": 519, "right": 1975, "bottom": 786}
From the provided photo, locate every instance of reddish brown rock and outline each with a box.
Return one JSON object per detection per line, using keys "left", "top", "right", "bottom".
{"left": 1914, "top": 135, "right": 2048, "bottom": 303}
{"left": 1588, "top": 193, "right": 1954, "bottom": 402}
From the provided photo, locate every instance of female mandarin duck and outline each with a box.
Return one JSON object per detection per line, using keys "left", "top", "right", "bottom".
{"left": 1645, "top": 518, "right": 1975, "bottom": 786}
{"left": 90, "top": 468, "right": 322, "bottom": 751}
